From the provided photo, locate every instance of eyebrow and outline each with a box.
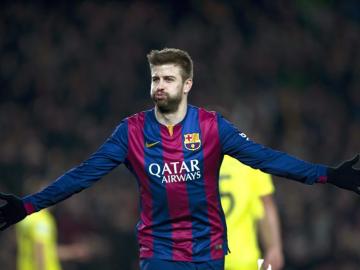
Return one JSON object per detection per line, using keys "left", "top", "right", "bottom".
{"left": 152, "top": 75, "right": 176, "bottom": 79}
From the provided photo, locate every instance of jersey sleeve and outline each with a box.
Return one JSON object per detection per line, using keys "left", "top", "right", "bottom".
{"left": 217, "top": 114, "right": 327, "bottom": 184}
{"left": 22, "top": 120, "right": 129, "bottom": 212}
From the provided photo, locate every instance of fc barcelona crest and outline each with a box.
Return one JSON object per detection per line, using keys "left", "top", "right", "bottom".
{"left": 184, "top": 133, "right": 201, "bottom": 151}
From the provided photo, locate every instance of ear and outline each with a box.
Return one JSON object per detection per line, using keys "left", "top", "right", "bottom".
{"left": 183, "top": 79, "right": 193, "bottom": 94}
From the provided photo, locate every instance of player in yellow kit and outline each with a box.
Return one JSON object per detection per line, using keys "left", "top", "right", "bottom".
{"left": 16, "top": 209, "right": 62, "bottom": 270}
{"left": 220, "top": 155, "right": 284, "bottom": 270}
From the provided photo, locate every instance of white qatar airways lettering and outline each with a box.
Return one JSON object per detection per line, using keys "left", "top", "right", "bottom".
{"left": 148, "top": 159, "right": 201, "bottom": 184}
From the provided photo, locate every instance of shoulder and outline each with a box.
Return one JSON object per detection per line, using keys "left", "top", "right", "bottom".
{"left": 192, "top": 105, "right": 235, "bottom": 128}
{"left": 126, "top": 108, "right": 153, "bottom": 126}
{"left": 190, "top": 105, "right": 219, "bottom": 123}
{"left": 112, "top": 108, "right": 153, "bottom": 134}
{"left": 192, "top": 105, "right": 218, "bottom": 117}
{"left": 126, "top": 110, "right": 147, "bottom": 121}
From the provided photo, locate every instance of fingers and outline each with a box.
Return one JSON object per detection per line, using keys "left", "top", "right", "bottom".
{"left": 0, "top": 209, "right": 7, "bottom": 226}
{"left": 0, "top": 222, "right": 10, "bottom": 231}
{"left": 345, "top": 155, "right": 360, "bottom": 168}
{"left": 0, "top": 210, "right": 9, "bottom": 231}
{"left": 0, "top": 209, "right": 10, "bottom": 231}
{"left": 0, "top": 193, "right": 13, "bottom": 201}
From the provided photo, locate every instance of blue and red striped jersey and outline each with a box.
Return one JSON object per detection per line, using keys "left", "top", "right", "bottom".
{"left": 23, "top": 105, "right": 327, "bottom": 261}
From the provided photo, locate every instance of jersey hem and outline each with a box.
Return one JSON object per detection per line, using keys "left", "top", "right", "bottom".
{"left": 139, "top": 254, "right": 225, "bottom": 262}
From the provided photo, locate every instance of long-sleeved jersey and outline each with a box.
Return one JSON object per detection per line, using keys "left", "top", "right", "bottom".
{"left": 23, "top": 105, "right": 327, "bottom": 262}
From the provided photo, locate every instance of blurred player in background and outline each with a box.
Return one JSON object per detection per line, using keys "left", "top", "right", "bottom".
{"left": 16, "top": 208, "right": 61, "bottom": 270}
{"left": 220, "top": 155, "right": 283, "bottom": 270}
{"left": 16, "top": 208, "right": 95, "bottom": 270}
{"left": 16, "top": 181, "right": 93, "bottom": 270}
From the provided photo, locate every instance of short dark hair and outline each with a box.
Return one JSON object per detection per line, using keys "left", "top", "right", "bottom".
{"left": 147, "top": 48, "right": 193, "bottom": 80}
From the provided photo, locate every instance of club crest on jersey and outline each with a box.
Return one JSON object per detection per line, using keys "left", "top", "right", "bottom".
{"left": 184, "top": 133, "right": 201, "bottom": 151}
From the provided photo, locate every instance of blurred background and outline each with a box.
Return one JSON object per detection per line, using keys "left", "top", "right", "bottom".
{"left": 0, "top": 0, "right": 359, "bottom": 269}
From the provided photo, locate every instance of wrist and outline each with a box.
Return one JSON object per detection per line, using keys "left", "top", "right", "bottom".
{"left": 315, "top": 165, "right": 329, "bottom": 184}
{"left": 22, "top": 198, "right": 36, "bottom": 215}
{"left": 326, "top": 167, "right": 336, "bottom": 183}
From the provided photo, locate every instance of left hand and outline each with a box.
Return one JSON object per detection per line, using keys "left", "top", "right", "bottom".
{"left": 327, "top": 155, "right": 360, "bottom": 194}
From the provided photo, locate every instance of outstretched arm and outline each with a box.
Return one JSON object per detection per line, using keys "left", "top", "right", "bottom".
{"left": 217, "top": 114, "right": 360, "bottom": 193}
{"left": 0, "top": 121, "right": 128, "bottom": 231}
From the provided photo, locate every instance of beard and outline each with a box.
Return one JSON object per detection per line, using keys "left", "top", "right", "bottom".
{"left": 151, "top": 89, "right": 183, "bottom": 114}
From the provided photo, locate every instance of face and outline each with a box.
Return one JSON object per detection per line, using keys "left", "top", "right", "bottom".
{"left": 150, "top": 64, "right": 192, "bottom": 113}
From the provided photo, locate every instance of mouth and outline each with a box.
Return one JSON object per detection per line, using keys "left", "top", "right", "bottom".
{"left": 154, "top": 92, "right": 167, "bottom": 100}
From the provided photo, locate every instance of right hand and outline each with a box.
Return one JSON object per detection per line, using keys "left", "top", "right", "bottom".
{"left": 0, "top": 193, "right": 28, "bottom": 231}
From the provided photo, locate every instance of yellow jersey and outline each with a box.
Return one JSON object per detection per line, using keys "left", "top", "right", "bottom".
{"left": 220, "top": 155, "right": 274, "bottom": 270}
{"left": 16, "top": 209, "right": 62, "bottom": 270}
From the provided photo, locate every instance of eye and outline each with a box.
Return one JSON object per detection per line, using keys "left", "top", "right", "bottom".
{"left": 152, "top": 77, "right": 159, "bottom": 82}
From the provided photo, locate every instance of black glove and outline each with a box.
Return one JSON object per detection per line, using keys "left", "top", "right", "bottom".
{"left": 327, "top": 155, "right": 360, "bottom": 194}
{"left": 0, "top": 193, "right": 27, "bottom": 231}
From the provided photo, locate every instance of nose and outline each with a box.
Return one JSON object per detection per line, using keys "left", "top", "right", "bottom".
{"left": 156, "top": 79, "right": 165, "bottom": 91}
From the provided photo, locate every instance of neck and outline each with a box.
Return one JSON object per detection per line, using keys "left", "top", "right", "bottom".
{"left": 155, "top": 100, "right": 188, "bottom": 126}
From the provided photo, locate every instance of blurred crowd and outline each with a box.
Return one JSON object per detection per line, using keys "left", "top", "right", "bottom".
{"left": 0, "top": 1, "right": 359, "bottom": 269}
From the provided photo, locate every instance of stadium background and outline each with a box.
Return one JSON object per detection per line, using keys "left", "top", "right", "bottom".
{"left": 0, "top": 1, "right": 359, "bottom": 269}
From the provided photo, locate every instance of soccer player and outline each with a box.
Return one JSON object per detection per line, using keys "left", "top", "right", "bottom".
{"left": 0, "top": 48, "right": 359, "bottom": 270}
{"left": 220, "top": 155, "right": 283, "bottom": 270}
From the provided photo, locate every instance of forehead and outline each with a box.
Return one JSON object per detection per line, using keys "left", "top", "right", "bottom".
{"left": 151, "top": 64, "right": 182, "bottom": 77}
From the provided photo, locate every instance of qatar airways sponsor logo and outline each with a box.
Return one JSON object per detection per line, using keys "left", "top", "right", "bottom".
{"left": 148, "top": 159, "right": 201, "bottom": 184}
